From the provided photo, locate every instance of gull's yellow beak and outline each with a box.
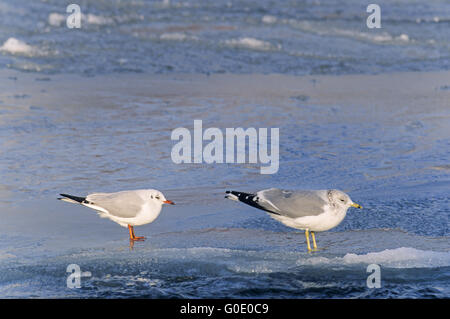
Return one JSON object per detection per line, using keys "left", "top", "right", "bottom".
{"left": 351, "top": 202, "right": 362, "bottom": 209}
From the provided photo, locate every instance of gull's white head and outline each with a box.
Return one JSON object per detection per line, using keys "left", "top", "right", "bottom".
{"left": 146, "top": 189, "right": 175, "bottom": 205}
{"left": 328, "top": 189, "right": 362, "bottom": 210}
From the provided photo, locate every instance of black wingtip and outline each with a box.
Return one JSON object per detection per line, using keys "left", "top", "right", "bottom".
{"left": 226, "top": 190, "right": 280, "bottom": 215}
{"left": 59, "top": 193, "right": 86, "bottom": 203}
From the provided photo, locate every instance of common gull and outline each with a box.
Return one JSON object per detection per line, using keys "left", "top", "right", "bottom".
{"left": 226, "top": 188, "right": 362, "bottom": 252}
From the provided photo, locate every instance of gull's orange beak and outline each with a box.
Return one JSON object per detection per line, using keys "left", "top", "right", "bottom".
{"left": 163, "top": 200, "right": 175, "bottom": 205}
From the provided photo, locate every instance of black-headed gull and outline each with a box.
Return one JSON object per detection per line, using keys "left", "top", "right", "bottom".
{"left": 225, "top": 188, "right": 362, "bottom": 252}
{"left": 58, "top": 189, "right": 175, "bottom": 241}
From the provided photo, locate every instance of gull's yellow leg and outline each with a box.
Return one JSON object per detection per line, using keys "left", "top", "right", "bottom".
{"left": 305, "top": 230, "right": 312, "bottom": 252}
{"left": 311, "top": 231, "right": 318, "bottom": 251}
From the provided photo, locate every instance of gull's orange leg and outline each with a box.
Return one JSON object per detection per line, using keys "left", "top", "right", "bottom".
{"left": 128, "top": 225, "right": 146, "bottom": 241}
{"left": 128, "top": 225, "right": 134, "bottom": 240}
{"left": 131, "top": 226, "right": 146, "bottom": 240}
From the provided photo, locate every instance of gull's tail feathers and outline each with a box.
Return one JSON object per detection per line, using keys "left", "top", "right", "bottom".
{"left": 225, "top": 190, "right": 280, "bottom": 215}
{"left": 58, "top": 193, "right": 110, "bottom": 216}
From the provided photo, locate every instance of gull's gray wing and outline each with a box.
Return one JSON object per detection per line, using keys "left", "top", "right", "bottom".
{"left": 85, "top": 191, "right": 145, "bottom": 218}
{"left": 256, "top": 188, "right": 328, "bottom": 218}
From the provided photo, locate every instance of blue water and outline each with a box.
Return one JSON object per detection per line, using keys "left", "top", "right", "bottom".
{"left": 0, "top": 0, "right": 449, "bottom": 75}
{"left": 0, "top": 0, "right": 449, "bottom": 298}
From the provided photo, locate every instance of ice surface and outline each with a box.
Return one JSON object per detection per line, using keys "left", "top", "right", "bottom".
{"left": 0, "top": 67, "right": 449, "bottom": 298}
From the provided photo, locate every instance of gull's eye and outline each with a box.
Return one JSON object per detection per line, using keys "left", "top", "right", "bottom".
{"left": 340, "top": 198, "right": 345, "bottom": 202}
{"left": 155, "top": 195, "right": 160, "bottom": 200}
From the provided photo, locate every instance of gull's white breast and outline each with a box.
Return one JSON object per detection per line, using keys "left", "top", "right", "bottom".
{"left": 271, "top": 205, "right": 348, "bottom": 232}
